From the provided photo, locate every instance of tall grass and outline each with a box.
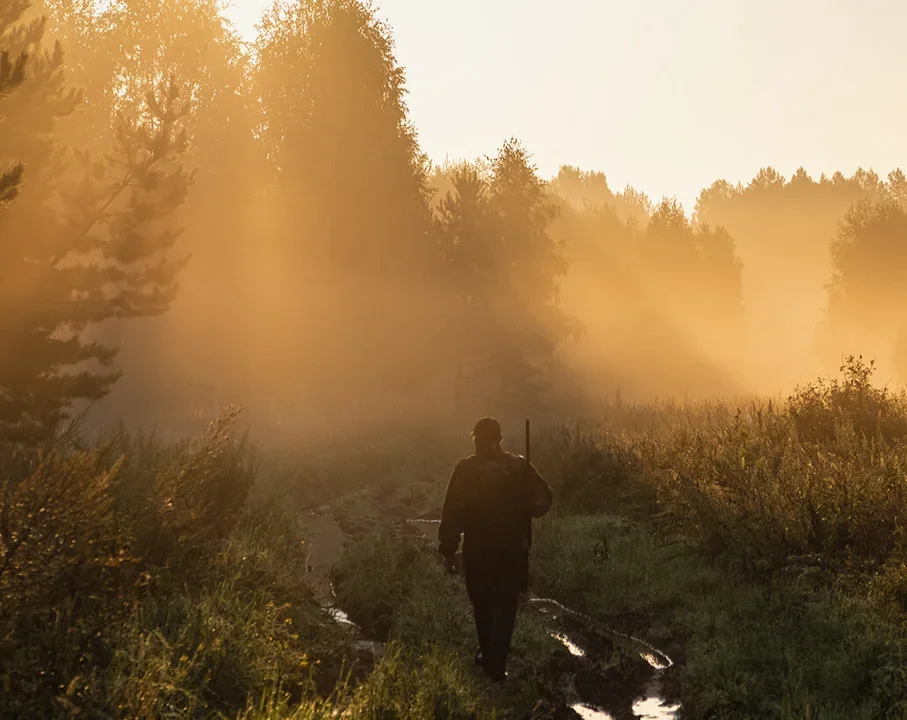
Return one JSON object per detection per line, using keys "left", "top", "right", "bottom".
{"left": 532, "top": 357, "right": 907, "bottom": 609}
{"left": 0, "top": 412, "right": 345, "bottom": 718}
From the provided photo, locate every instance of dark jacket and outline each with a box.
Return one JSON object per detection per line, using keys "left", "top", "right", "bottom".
{"left": 438, "top": 447, "right": 552, "bottom": 562}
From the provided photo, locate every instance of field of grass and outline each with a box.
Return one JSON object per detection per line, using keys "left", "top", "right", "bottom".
{"left": 3, "top": 357, "right": 907, "bottom": 718}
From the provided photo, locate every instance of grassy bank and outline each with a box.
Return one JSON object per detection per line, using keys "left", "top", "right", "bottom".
{"left": 533, "top": 514, "right": 907, "bottom": 719}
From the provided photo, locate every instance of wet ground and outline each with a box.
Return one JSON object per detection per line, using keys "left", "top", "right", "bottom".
{"left": 409, "top": 520, "right": 680, "bottom": 720}
{"left": 303, "top": 512, "right": 681, "bottom": 719}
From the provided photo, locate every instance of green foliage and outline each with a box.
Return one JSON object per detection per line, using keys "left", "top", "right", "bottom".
{"left": 332, "top": 524, "right": 471, "bottom": 645}
{"left": 239, "top": 643, "right": 489, "bottom": 720}
{"left": 637, "top": 359, "right": 907, "bottom": 575}
{"left": 527, "top": 360, "right": 907, "bottom": 608}
{"left": 789, "top": 355, "right": 907, "bottom": 444}
{"left": 533, "top": 421, "right": 643, "bottom": 512}
{"left": 342, "top": 643, "right": 487, "bottom": 720}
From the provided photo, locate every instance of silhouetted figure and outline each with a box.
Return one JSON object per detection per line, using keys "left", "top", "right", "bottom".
{"left": 438, "top": 417, "right": 553, "bottom": 682}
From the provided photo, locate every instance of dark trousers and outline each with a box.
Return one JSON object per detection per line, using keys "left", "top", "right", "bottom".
{"left": 464, "top": 553, "right": 526, "bottom": 677}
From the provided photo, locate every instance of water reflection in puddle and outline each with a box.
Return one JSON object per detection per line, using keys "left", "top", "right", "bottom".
{"left": 572, "top": 704, "right": 615, "bottom": 719}
{"left": 546, "top": 630, "right": 679, "bottom": 720}
{"left": 640, "top": 651, "right": 670, "bottom": 670}
{"left": 570, "top": 694, "right": 680, "bottom": 720}
{"left": 632, "top": 695, "right": 682, "bottom": 719}
{"left": 551, "top": 631, "right": 585, "bottom": 657}
{"left": 530, "top": 598, "right": 674, "bottom": 669}
{"left": 327, "top": 606, "right": 355, "bottom": 626}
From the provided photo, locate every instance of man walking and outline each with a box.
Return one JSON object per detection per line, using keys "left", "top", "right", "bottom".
{"left": 438, "top": 417, "right": 553, "bottom": 682}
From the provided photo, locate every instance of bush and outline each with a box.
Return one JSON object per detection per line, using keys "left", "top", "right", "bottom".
{"left": 0, "top": 412, "right": 339, "bottom": 719}
{"left": 534, "top": 421, "right": 643, "bottom": 512}
{"left": 789, "top": 355, "right": 907, "bottom": 445}
{"left": 644, "top": 377, "right": 907, "bottom": 576}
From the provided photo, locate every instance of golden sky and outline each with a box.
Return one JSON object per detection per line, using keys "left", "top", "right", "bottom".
{"left": 224, "top": 0, "right": 907, "bottom": 211}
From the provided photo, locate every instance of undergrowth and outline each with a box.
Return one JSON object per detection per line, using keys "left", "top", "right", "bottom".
{"left": 0, "top": 412, "right": 344, "bottom": 719}
{"left": 533, "top": 514, "right": 907, "bottom": 719}
{"left": 6, "top": 355, "right": 907, "bottom": 718}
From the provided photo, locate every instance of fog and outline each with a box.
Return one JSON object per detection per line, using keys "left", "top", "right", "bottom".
{"left": 4, "top": 0, "right": 907, "bottom": 443}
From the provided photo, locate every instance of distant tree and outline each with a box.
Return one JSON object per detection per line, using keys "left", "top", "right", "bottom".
{"left": 550, "top": 165, "right": 651, "bottom": 226}
{"left": 33, "top": 0, "right": 270, "bottom": 427}
{"left": 643, "top": 198, "right": 696, "bottom": 271}
{"left": 0, "top": 5, "right": 193, "bottom": 441}
{"left": 551, "top": 166, "right": 613, "bottom": 209}
{"left": 544, "top": 172, "right": 744, "bottom": 397}
{"left": 888, "top": 169, "right": 907, "bottom": 208}
{"left": 643, "top": 199, "right": 743, "bottom": 350}
{"left": 0, "top": 11, "right": 27, "bottom": 202}
{"left": 252, "top": 0, "right": 436, "bottom": 413}
{"left": 435, "top": 140, "right": 572, "bottom": 412}
{"left": 255, "top": 0, "right": 429, "bottom": 272}
{"left": 820, "top": 198, "right": 907, "bottom": 378}
{"left": 694, "top": 165, "right": 900, "bottom": 383}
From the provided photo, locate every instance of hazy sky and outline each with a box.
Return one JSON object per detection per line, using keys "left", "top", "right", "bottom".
{"left": 224, "top": 0, "right": 906, "bottom": 212}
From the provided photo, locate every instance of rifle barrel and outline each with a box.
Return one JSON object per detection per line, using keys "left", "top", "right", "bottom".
{"left": 525, "top": 418, "right": 531, "bottom": 466}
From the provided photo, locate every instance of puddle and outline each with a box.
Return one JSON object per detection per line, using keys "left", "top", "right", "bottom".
{"left": 551, "top": 631, "right": 585, "bottom": 657}
{"left": 304, "top": 511, "right": 386, "bottom": 666}
{"left": 327, "top": 604, "right": 355, "bottom": 627}
{"left": 633, "top": 694, "right": 682, "bottom": 719}
{"left": 530, "top": 598, "right": 674, "bottom": 670}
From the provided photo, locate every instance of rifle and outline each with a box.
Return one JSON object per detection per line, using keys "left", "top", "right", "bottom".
{"left": 525, "top": 418, "right": 531, "bottom": 470}
{"left": 524, "top": 418, "right": 532, "bottom": 517}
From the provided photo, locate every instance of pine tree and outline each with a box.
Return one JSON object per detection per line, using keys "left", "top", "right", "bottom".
{"left": 434, "top": 141, "right": 572, "bottom": 413}
{"left": 0, "top": 40, "right": 26, "bottom": 202}
{"left": 37, "top": 0, "right": 264, "bottom": 428}
{"left": 0, "top": 4, "right": 193, "bottom": 442}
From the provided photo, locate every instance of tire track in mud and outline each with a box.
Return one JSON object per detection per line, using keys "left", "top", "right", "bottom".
{"left": 303, "top": 511, "right": 681, "bottom": 719}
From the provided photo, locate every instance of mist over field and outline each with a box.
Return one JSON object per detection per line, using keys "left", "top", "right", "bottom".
{"left": 3, "top": 0, "right": 903, "bottom": 443}
{"left": 4, "top": 2, "right": 907, "bottom": 719}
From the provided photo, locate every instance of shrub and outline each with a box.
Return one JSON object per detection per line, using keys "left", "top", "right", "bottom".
{"left": 0, "top": 411, "right": 333, "bottom": 718}
{"left": 789, "top": 355, "right": 907, "bottom": 445}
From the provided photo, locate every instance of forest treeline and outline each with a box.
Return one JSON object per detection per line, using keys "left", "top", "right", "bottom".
{"left": 4, "top": 0, "right": 907, "bottom": 440}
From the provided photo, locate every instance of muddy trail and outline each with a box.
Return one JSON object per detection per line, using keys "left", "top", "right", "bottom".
{"left": 304, "top": 511, "right": 681, "bottom": 719}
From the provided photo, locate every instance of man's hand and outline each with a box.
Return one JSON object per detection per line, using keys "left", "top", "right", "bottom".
{"left": 442, "top": 552, "right": 462, "bottom": 576}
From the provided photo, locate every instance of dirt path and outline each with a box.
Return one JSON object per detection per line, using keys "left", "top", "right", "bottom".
{"left": 305, "top": 512, "right": 681, "bottom": 719}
